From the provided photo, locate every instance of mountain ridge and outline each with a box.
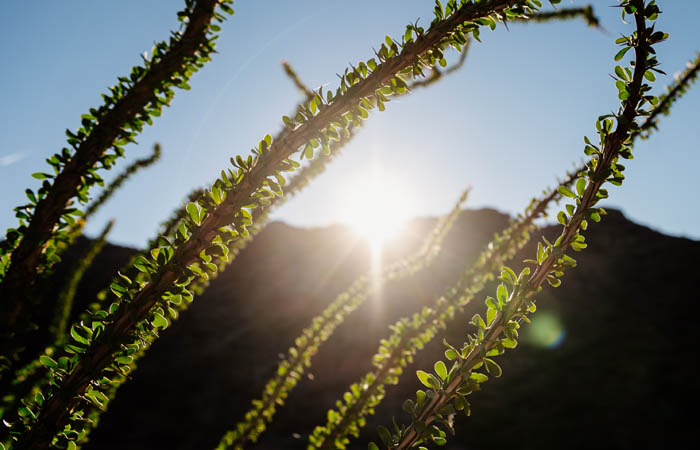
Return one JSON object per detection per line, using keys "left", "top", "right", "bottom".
{"left": 48, "top": 208, "right": 698, "bottom": 449}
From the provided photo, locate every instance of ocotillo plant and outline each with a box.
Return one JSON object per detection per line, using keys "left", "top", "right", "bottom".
{"left": 19, "top": 6, "right": 608, "bottom": 443}
{"left": 368, "top": 1, "right": 667, "bottom": 448}
{"left": 311, "top": 56, "right": 694, "bottom": 442}
{"left": 4, "top": 2, "right": 548, "bottom": 448}
{"left": 1, "top": 0, "right": 697, "bottom": 449}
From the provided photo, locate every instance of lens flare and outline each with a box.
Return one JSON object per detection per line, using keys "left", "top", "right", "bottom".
{"left": 526, "top": 311, "right": 566, "bottom": 349}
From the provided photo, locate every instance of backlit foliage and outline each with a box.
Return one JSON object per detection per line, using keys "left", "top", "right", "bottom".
{"left": 0, "top": 1, "right": 697, "bottom": 450}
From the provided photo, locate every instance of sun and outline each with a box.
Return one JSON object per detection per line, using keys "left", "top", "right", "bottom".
{"left": 341, "top": 173, "right": 412, "bottom": 250}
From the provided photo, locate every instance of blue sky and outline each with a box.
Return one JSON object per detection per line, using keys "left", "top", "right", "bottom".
{"left": 1, "top": 1, "right": 699, "bottom": 248}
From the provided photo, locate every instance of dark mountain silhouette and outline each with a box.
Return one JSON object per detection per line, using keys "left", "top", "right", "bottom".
{"left": 54, "top": 209, "right": 698, "bottom": 450}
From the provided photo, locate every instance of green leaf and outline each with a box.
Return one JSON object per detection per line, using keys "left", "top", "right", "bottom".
{"left": 471, "top": 313, "right": 486, "bottom": 329}
{"left": 377, "top": 425, "right": 392, "bottom": 446}
{"left": 303, "top": 144, "right": 314, "bottom": 159}
{"left": 186, "top": 202, "right": 200, "bottom": 225}
{"left": 566, "top": 203, "right": 575, "bottom": 216}
{"left": 557, "top": 211, "right": 567, "bottom": 226}
{"left": 281, "top": 115, "right": 294, "bottom": 128}
{"left": 496, "top": 283, "right": 508, "bottom": 304}
{"left": 70, "top": 326, "right": 89, "bottom": 345}
{"left": 469, "top": 372, "right": 488, "bottom": 383}
{"left": 614, "top": 65, "right": 628, "bottom": 80}
{"left": 39, "top": 355, "right": 58, "bottom": 369}
{"left": 501, "top": 266, "right": 517, "bottom": 284}
{"left": 486, "top": 308, "right": 497, "bottom": 327}
{"left": 558, "top": 185, "right": 577, "bottom": 199}
{"left": 445, "top": 349, "right": 458, "bottom": 360}
{"left": 433, "top": 436, "right": 447, "bottom": 446}
{"left": 115, "top": 356, "right": 133, "bottom": 365}
{"left": 416, "top": 389, "right": 426, "bottom": 407}
{"left": 133, "top": 256, "right": 151, "bottom": 274}
{"left": 484, "top": 358, "right": 502, "bottom": 377}
{"left": 17, "top": 407, "right": 34, "bottom": 419}
{"left": 576, "top": 178, "right": 586, "bottom": 196}
{"left": 434, "top": 361, "right": 447, "bottom": 380}
{"left": 561, "top": 254, "right": 577, "bottom": 267}
{"left": 485, "top": 296, "right": 497, "bottom": 310}
{"left": 152, "top": 312, "right": 168, "bottom": 329}
{"left": 368, "top": 443, "right": 379, "bottom": 450}
{"left": 417, "top": 370, "right": 433, "bottom": 388}
{"left": 614, "top": 46, "right": 631, "bottom": 61}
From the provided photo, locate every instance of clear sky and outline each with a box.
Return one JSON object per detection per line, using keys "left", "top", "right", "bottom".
{"left": 1, "top": 0, "right": 698, "bottom": 248}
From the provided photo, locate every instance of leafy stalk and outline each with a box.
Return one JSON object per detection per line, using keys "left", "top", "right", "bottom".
{"left": 0, "top": 223, "right": 113, "bottom": 444}
{"left": 371, "top": 3, "right": 663, "bottom": 448}
{"left": 282, "top": 60, "right": 316, "bottom": 101}
{"left": 0, "top": 0, "right": 235, "bottom": 377}
{"left": 82, "top": 144, "right": 162, "bottom": 220}
{"left": 518, "top": 4, "right": 600, "bottom": 28}
{"left": 50, "top": 221, "right": 116, "bottom": 342}
{"left": 636, "top": 52, "right": 700, "bottom": 139}
{"left": 405, "top": 40, "right": 471, "bottom": 90}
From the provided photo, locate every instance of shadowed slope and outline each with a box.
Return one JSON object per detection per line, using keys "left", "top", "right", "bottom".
{"left": 53, "top": 209, "right": 700, "bottom": 450}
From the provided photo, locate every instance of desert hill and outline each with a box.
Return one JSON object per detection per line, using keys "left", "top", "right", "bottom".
{"left": 50, "top": 208, "right": 699, "bottom": 450}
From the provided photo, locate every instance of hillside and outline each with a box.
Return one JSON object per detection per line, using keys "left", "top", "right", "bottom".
{"left": 54, "top": 209, "right": 699, "bottom": 450}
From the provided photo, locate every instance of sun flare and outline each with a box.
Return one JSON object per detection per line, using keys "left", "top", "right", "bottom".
{"left": 342, "top": 173, "right": 412, "bottom": 249}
